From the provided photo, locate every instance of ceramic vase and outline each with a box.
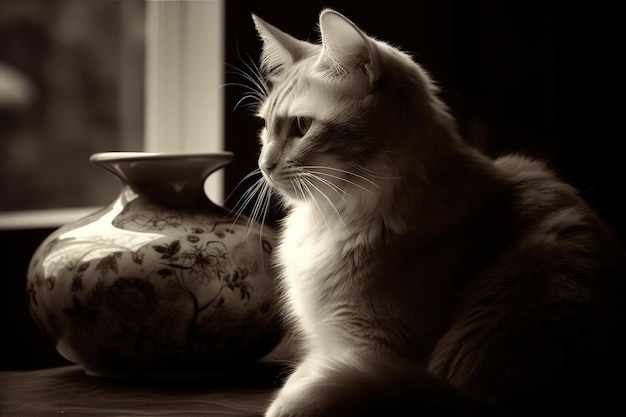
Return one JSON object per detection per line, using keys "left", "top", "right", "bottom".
{"left": 26, "top": 152, "right": 282, "bottom": 377}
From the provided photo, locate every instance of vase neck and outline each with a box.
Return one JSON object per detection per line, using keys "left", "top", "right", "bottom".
{"left": 91, "top": 152, "right": 234, "bottom": 208}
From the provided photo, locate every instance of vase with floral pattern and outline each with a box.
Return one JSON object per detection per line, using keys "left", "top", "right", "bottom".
{"left": 26, "top": 152, "right": 282, "bottom": 377}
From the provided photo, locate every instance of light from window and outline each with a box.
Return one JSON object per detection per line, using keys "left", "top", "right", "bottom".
{"left": 0, "top": 0, "right": 145, "bottom": 213}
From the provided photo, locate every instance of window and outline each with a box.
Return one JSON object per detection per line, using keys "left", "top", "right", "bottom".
{"left": 0, "top": 0, "right": 224, "bottom": 229}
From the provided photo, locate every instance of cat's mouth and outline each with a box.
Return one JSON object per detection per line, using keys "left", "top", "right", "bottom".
{"left": 260, "top": 168, "right": 282, "bottom": 188}
{"left": 260, "top": 169, "right": 298, "bottom": 200}
{"left": 262, "top": 175, "right": 281, "bottom": 193}
{"left": 262, "top": 170, "right": 302, "bottom": 199}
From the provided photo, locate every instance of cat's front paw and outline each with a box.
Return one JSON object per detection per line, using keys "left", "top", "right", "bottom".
{"left": 264, "top": 395, "right": 301, "bottom": 417}
{"left": 265, "top": 387, "right": 332, "bottom": 417}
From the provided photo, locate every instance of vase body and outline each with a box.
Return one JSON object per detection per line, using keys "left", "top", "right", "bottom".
{"left": 26, "top": 152, "right": 282, "bottom": 377}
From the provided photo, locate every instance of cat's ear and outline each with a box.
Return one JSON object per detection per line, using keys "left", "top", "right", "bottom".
{"left": 317, "top": 9, "right": 380, "bottom": 85}
{"left": 252, "top": 14, "right": 316, "bottom": 77}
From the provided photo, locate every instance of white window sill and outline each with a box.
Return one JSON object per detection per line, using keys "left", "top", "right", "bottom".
{"left": 0, "top": 207, "right": 101, "bottom": 230}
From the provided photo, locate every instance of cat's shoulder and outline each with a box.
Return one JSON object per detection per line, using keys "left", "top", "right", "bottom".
{"left": 493, "top": 153, "right": 588, "bottom": 218}
{"left": 493, "top": 153, "right": 578, "bottom": 196}
{"left": 493, "top": 153, "right": 557, "bottom": 182}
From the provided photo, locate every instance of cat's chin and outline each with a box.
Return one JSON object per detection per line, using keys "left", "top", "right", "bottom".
{"left": 275, "top": 189, "right": 308, "bottom": 206}
{"left": 260, "top": 174, "right": 287, "bottom": 196}
{"left": 262, "top": 176, "right": 312, "bottom": 205}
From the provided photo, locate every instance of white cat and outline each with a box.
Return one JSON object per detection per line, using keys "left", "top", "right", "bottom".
{"left": 244, "top": 9, "right": 626, "bottom": 417}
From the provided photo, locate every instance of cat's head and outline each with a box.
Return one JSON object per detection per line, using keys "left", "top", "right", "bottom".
{"left": 252, "top": 9, "right": 459, "bottom": 223}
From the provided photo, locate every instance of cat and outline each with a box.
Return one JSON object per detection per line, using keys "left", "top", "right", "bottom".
{"left": 239, "top": 8, "right": 626, "bottom": 417}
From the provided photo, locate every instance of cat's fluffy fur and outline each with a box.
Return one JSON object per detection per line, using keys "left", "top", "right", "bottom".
{"left": 247, "top": 9, "right": 626, "bottom": 417}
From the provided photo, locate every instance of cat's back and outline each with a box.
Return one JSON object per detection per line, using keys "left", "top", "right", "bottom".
{"left": 489, "top": 153, "right": 626, "bottom": 327}
{"left": 428, "top": 153, "right": 626, "bottom": 413}
{"left": 495, "top": 153, "right": 624, "bottom": 262}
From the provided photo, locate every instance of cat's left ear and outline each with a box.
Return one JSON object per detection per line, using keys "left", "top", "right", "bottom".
{"left": 317, "top": 10, "right": 381, "bottom": 86}
{"left": 252, "top": 14, "right": 316, "bottom": 76}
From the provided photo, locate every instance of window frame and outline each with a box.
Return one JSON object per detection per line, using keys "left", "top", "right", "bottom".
{"left": 0, "top": 0, "right": 225, "bottom": 230}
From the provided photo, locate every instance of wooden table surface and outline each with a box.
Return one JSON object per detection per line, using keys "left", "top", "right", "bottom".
{"left": 0, "top": 364, "right": 286, "bottom": 416}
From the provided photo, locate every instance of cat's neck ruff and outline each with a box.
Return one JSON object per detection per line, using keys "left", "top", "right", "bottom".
{"left": 285, "top": 178, "right": 401, "bottom": 242}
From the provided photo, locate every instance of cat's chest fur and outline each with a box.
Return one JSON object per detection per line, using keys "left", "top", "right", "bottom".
{"left": 275, "top": 203, "right": 459, "bottom": 357}
{"left": 277, "top": 204, "right": 370, "bottom": 352}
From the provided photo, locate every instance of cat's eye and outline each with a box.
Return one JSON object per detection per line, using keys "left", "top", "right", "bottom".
{"left": 293, "top": 116, "right": 312, "bottom": 137}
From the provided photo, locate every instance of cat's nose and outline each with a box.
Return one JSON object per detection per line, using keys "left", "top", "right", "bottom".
{"left": 260, "top": 161, "right": 277, "bottom": 176}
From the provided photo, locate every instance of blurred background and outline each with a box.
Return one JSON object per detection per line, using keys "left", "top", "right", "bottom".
{"left": 0, "top": 0, "right": 623, "bottom": 370}
{"left": 0, "top": 0, "right": 145, "bottom": 213}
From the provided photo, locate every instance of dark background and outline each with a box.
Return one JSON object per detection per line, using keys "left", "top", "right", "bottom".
{"left": 2, "top": 0, "right": 624, "bottom": 370}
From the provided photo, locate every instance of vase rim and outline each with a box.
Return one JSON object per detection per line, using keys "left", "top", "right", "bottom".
{"left": 90, "top": 151, "right": 235, "bottom": 164}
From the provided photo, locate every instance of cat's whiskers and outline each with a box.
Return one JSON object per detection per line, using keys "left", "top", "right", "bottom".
{"left": 300, "top": 171, "right": 350, "bottom": 199}
{"left": 231, "top": 48, "right": 269, "bottom": 95}
{"left": 231, "top": 89, "right": 264, "bottom": 112}
{"left": 253, "top": 183, "right": 274, "bottom": 270}
{"left": 298, "top": 175, "right": 348, "bottom": 231}
{"left": 226, "top": 169, "right": 273, "bottom": 238}
{"left": 310, "top": 165, "right": 380, "bottom": 184}
{"left": 296, "top": 177, "right": 335, "bottom": 231}
{"left": 225, "top": 168, "right": 264, "bottom": 206}
{"left": 348, "top": 161, "right": 401, "bottom": 180}
{"left": 224, "top": 55, "right": 268, "bottom": 112}
{"left": 290, "top": 178, "right": 307, "bottom": 202}
{"left": 229, "top": 177, "right": 264, "bottom": 229}
{"left": 247, "top": 180, "right": 272, "bottom": 239}
{"left": 301, "top": 166, "right": 376, "bottom": 194}
{"left": 227, "top": 171, "right": 262, "bottom": 216}
{"left": 226, "top": 170, "right": 276, "bottom": 270}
